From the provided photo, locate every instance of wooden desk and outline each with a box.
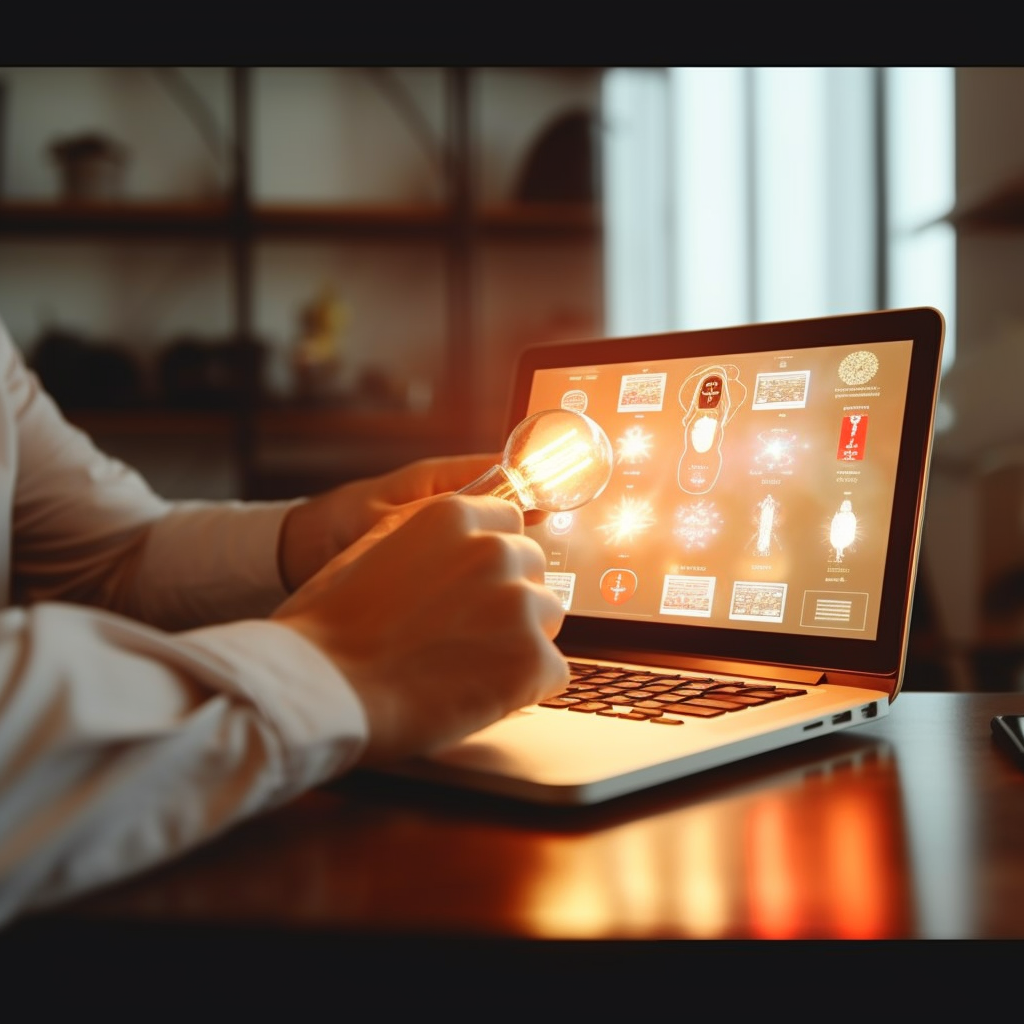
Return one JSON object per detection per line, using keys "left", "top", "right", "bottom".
{"left": 5, "top": 692, "right": 1024, "bottom": 992}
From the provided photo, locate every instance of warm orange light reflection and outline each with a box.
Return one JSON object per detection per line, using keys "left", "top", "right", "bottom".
{"left": 747, "top": 797, "right": 804, "bottom": 937}
{"left": 744, "top": 760, "right": 906, "bottom": 938}
{"left": 519, "top": 746, "right": 910, "bottom": 939}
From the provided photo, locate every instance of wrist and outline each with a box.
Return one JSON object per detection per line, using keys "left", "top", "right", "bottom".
{"left": 277, "top": 497, "right": 323, "bottom": 592}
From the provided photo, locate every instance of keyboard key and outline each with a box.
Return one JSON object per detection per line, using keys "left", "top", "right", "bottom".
{"left": 687, "top": 697, "right": 750, "bottom": 712}
{"left": 567, "top": 701, "right": 610, "bottom": 713}
{"left": 660, "top": 703, "right": 727, "bottom": 718}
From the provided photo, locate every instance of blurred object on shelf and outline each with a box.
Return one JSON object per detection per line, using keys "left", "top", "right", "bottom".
{"left": 404, "top": 375, "right": 433, "bottom": 413}
{"left": 49, "top": 131, "right": 128, "bottom": 202}
{"left": 351, "top": 365, "right": 407, "bottom": 410}
{"left": 159, "top": 335, "right": 265, "bottom": 409}
{"left": 29, "top": 328, "right": 141, "bottom": 409}
{"left": 515, "top": 109, "right": 601, "bottom": 204}
{"left": 292, "top": 288, "right": 349, "bottom": 401}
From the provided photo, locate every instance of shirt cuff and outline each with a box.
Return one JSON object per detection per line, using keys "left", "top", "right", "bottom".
{"left": 179, "top": 618, "right": 370, "bottom": 785}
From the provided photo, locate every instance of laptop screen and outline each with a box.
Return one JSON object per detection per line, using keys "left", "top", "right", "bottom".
{"left": 510, "top": 309, "right": 943, "bottom": 678}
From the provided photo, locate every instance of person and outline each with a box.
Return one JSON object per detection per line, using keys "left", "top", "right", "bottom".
{"left": 0, "top": 314, "right": 569, "bottom": 927}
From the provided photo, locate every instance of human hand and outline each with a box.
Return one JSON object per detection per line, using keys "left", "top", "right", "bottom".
{"left": 277, "top": 453, "right": 497, "bottom": 591}
{"left": 272, "top": 495, "right": 568, "bottom": 766}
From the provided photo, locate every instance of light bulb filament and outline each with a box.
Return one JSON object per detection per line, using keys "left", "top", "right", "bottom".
{"left": 531, "top": 450, "right": 594, "bottom": 495}
{"left": 519, "top": 430, "right": 595, "bottom": 495}
{"left": 518, "top": 427, "right": 581, "bottom": 471}
{"left": 457, "top": 409, "right": 613, "bottom": 512}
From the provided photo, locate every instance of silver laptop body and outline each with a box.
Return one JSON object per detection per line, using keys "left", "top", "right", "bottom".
{"left": 382, "top": 308, "right": 945, "bottom": 805}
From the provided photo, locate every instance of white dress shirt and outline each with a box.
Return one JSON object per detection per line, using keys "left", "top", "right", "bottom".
{"left": 0, "top": 318, "right": 368, "bottom": 926}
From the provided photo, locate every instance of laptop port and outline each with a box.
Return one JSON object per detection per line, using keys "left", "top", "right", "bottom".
{"left": 832, "top": 710, "right": 853, "bottom": 725}
{"left": 861, "top": 702, "right": 879, "bottom": 719}
{"left": 802, "top": 720, "right": 824, "bottom": 731}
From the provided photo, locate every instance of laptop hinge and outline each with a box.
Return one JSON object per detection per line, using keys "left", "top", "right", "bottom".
{"left": 568, "top": 647, "right": 828, "bottom": 686}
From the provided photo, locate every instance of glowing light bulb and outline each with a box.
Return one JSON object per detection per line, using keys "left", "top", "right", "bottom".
{"left": 830, "top": 499, "right": 857, "bottom": 561}
{"left": 458, "top": 408, "right": 614, "bottom": 512}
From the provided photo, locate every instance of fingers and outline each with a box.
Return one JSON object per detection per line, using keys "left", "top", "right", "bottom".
{"left": 273, "top": 491, "right": 567, "bottom": 766}
{"left": 308, "top": 494, "right": 535, "bottom": 590}
{"left": 531, "top": 579, "right": 567, "bottom": 639}
{"left": 379, "top": 453, "right": 501, "bottom": 503}
{"left": 522, "top": 629, "right": 571, "bottom": 704}
{"left": 278, "top": 455, "right": 505, "bottom": 590}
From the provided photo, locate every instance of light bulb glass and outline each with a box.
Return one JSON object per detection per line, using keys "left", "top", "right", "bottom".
{"left": 458, "top": 408, "right": 614, "bottom": 512}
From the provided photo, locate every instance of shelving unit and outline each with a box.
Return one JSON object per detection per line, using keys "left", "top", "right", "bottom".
{"left": 934, "top": 165, "right": 1024, "bottom": 690}
{"left": 0, "top": 67, "right": 605, "bottom": 498}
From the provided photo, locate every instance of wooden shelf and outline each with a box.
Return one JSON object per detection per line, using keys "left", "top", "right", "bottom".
{"left": 252, "top": 405, "right": 464, "bottom": 441}
{"left": 64, "top": 404, "right": 464, "bottom": 441}
{"left": 0, "top": 199, "right": 599, "bottom": 240}
{"left": 252, "top": 203, "right": 450, "bottom": 238}
{"left": 0, "top": 200, "right": 234, "bottom": 236}
{"left": 65, "top": 407, "right": 237, "bottom": 437}
{"left": 478, "top": 202, "right": 600, "bottom": 237}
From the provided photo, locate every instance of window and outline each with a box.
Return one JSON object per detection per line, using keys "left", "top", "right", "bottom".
{"left": 603, "top": 67, "right": 955, "bottom": 368}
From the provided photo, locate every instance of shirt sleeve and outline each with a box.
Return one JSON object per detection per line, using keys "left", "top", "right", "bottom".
{"left": 0, "top": 602, "right": 369, "bottom": 926}
{"left": 2, "top": 318, "right": 299, "bottom": 629}
{"left": 0, "top": 319, "right": 369, "bottom": 927}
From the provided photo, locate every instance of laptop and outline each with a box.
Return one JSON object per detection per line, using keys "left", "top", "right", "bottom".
{"left": 382, "top": 307, "right": 945, "bottom": 805}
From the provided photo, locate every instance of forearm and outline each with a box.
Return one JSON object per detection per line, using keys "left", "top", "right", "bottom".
{"left": 115, "top": 499, "right": 300, "bottom": 628}
{"left": 15, "top": 498, "right": 299, "bottom": 631}
{"left": 0, "top": 603, "right": 367, "bottom": 926}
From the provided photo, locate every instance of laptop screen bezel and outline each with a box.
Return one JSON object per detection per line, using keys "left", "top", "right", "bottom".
{"left": 505, "top": 307, "right": 945, "bottom": 679}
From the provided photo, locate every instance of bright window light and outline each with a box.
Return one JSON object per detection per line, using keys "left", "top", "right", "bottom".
{"left": 602, "top": 66, "right": 955, "bottom": 364}
{"left": 884, "top": 67, "right": 957, "bottom": 371}
{"left": 669, "top": 67, "right": 748, "bottom": 329}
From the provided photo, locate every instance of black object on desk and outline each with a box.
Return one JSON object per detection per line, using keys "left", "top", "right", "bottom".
{"left": 992, "top": 713, "right": 1024, "bottom": 771}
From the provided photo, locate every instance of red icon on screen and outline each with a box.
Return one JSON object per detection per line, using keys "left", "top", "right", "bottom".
{"left": 600, "top": 568, "right": 638, "bottom": 604}
{"left": 837, "top": 415, "right": 867, "bottom": 461}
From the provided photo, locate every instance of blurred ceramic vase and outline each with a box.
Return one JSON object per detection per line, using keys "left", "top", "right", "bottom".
{"left": 50, "top": 132, "right": 128, "bottom": 202}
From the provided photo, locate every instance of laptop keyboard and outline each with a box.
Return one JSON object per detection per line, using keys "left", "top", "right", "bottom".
{"left": 537, "top": 661, "right": 808, "bottom": 725}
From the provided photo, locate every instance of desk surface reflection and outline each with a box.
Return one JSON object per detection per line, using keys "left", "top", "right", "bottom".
{"left": 8, "top": 693, "right": 1024, "bottom": 948}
